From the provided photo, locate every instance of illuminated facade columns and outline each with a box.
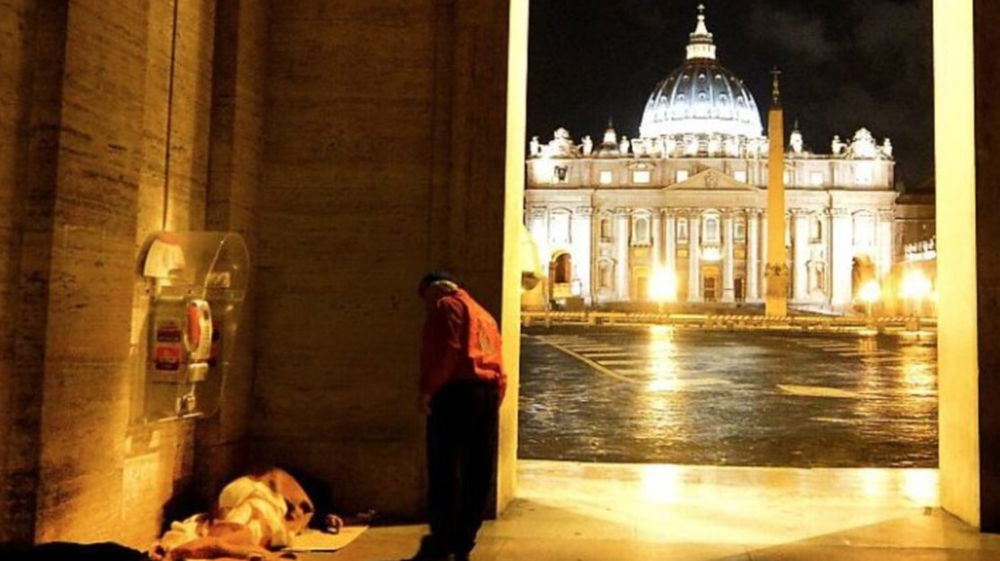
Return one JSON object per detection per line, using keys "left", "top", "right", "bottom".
{"left": 664, "top": 210, "right": 677, "bottom": 284}
{"left": 877, "top": 209, "right": 895, "bottom": 279}
{"left": 747, "top": 209, "right": 761, "bottom": 301}
{"left": 722, "top": 210, "right": 736, "bottom": 302}
{"left": 572, "top": 207, "right": 593, "bottom": 303}
{"left": 652, "top": 210, "right": 663, "bottom": 270}
{"left": 688, "top": 213, "right": 702, "bottom": 302}
{"left": 615, "top": 208, "right": 631, "bottom": 301}
{"left": 792, "top": 209, "right": 811, "bottom": 301}
{"left": 830, "top": 208, "right": 853, "bottom": 307}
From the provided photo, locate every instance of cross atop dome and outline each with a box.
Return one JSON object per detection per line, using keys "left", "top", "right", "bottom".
{"left": 687, "top": 4, "right": 717, "bottom": 61}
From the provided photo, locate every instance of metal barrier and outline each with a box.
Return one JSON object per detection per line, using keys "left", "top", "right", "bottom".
{"left": 521, "top": 311, "right": 937, "bottom": 332}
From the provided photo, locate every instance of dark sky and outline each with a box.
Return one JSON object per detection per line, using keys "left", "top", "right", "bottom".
{"left": 526, "top": 0, "right": 934, "bottom": 190}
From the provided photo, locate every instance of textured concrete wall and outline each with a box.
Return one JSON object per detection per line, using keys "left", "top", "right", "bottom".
{"left": 255, "top": 0, "right": 519, "bottom": 518}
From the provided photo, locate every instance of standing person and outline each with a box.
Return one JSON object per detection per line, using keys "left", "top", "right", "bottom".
{"left": 404, "top": 272, "right": 507, "bottom": 561}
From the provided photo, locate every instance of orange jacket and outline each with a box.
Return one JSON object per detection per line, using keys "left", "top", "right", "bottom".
{"left": 420, "top": 289, "right": 506, "bottom": 404}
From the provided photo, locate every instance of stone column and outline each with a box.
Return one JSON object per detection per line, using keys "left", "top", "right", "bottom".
{"left": 572, "top": 207, "right": 593, "bottom": 303}
{"left": 877, "top": 209, "right": 894, "bottom": 279}
{"left": 615, "top": 208, "right": 630, "bottom": 301}
{"left": 747, "top": 209, "right": 760, "bottom": 301}
{"left": 830, "top": 208, "right": 853, "bottom": 307}
{"left": 688, "top": 213, "right": 701, "bottom": 302}
{"left": 651, "top": 209, "right": 663, "bottom": 270}
{"left": 665, "top": 210, "right": 677, "bottom": 285}
{"left": 760, "top": 212, "right": 768, "bottom": 299}
{"left": 528, "top": 207, "right": 548, "bottom": 265}
{"left": 722, "top": 210, "right": 735, "bottom": 302}
{"left": 793, "top": 210, "right": 810, "bottom": 301}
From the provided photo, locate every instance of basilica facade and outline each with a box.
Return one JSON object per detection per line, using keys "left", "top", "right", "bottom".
{"left": 524, "top": 7, "right": 899, "bottom": 311}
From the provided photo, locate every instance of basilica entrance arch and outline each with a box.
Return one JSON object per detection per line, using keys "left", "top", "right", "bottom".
{"left": 549, "top": 251, "right": 573, "bottom": 300}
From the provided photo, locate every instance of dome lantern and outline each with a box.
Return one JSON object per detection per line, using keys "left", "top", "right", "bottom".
{"left": 686, "top": 4, "right": 717, "bottom": 61}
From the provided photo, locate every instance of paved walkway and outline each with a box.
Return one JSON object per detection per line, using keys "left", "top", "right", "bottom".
{"left": 520, "top": 325, "right": 937, "bottom": 467}
{"left": 320, "top": 461, "right": 1000, "bottom": 561}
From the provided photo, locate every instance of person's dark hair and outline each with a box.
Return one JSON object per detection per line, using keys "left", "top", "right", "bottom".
{"left": 418, "top": 270, "right": 461, "bottom": 297}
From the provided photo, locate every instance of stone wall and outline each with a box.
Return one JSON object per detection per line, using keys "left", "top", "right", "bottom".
{"left": 0, "top": 0, "right": 266, "bottom": 546}
{"left": 254, "top": 0, "right": 519, "bottom": 518}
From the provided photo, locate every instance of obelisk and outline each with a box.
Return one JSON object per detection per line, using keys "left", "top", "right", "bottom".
{"left": 765, "top": 68, "right": 789, "bottom": 317}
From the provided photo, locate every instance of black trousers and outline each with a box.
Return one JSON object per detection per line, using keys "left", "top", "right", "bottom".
{"left": 425, "top": 380, "right": 499, "bottom": 556}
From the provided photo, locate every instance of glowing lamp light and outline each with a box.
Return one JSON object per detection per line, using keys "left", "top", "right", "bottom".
{"left": 858, "top": 280, "right": 881, "bottom": 304}
{"left": 649, "top": 268, "right": 678, "bottom": 303}
{"left": 900, "top": 270, "right": 932, "bottom": 301}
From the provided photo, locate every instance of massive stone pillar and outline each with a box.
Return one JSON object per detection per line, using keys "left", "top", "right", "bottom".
{"left": 830, "top": 208, "right": 853, "bottom": 307}
{"left": 722, "top": 210, "right": 735, "bottom": 302}
{"left": 793, "top": 210, "right": 810, "bottom": 301}
{"left": 572, "top": 207, "right": 593, "bottom": 302}
{"left": 665, "top": 210, "right": 677, "bottom": 284}
{"left": 747, "top": 209, "right": 760, "bottom": 301}
{"left": 615, "top": 208, "right": 630, "bottom": 301}
{"left": 765, "top": 69, "right": 788, "bottom": 316}
{"left": 760, "top": 211, "right": 768, "bottom": 295}
{"left": 688, "top": 214, "right": 701, "bottom": 302}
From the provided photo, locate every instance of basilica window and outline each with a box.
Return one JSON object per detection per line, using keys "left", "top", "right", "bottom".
{"left": 703, "top": 214, "right": 721, "bottom": 244}
{"left": 599, "top": 170, "right": 614, "bottom": 185}
{"left": 600, "top": 218, "right": 613, "bottom": 242}
{"left": 598, "top": 261, "right": 613, "bottom": 289}
{"left": 633, "top": 216, "right": 650, "bottom": 245}
{"left": 553, "top": 165, "right": 569, "bottom": 183}
{"left": 677, "top": 218, "right": 689, "bottom": 242}
{"left": 783, "top": 170, "right": 793, "bottom": 185}
{"left": 632, "top": 170, "right": 651, "bottom": 184}
{"left": 675, "top": 169, "right": 689, "bottom": 183}
{"left": 810, "top": 217, "right": 823, "bottom": 242}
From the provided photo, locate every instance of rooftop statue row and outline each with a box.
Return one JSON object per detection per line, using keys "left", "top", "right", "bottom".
{"left": 528, "top": 125, "right": 893, "bottom": 161}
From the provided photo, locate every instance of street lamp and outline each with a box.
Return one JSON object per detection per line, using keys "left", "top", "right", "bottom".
{"left": 900, "top": 270, "right": 932, "bottom": 331}
{"left": 650, "top": 268, "right": 678, "bottom": 315}
{"left": 859, "top": 280, "right": 881, "bottom": 328}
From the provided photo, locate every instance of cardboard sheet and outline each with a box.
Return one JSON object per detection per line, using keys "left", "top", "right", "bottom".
{"left": 283, "top": 526, "right": 369, "bottom": 552}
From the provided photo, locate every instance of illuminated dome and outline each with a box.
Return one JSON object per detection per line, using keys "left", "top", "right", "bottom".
{"left": 638, "top": 6, "right": 763, "bottom": 142}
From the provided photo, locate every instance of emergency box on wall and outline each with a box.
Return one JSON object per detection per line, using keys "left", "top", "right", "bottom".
{"left": 140, "top": 232, "right": 249, "bottom": 420}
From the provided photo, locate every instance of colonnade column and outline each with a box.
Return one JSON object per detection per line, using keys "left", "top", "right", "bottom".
{"left": 747, "top": 209, "right": 760, "bottom": 301}
{"left": 664, "top": 210, "right": 677, "bottom": 285}
{"left": 688, "top": 214, "right": 701, "bottom": 302}
{"left": 830, "top": 208, "right": 853, "bottom": 307}
{"left": 793, "top": 209, "right": 810, "bottom": 301}
{"left": 652, "top": 209, "right": 663, "bottom": 270}
{"left": 722, "top": 210, "right": 735, "bottom": 302}
{"left": 877, "top": 209, "right": 894, "bottom": 279}
{"left": 572, "top": 207, "right": 593, "bottom": 303}
{"left": 615, "top": 208, "right": 630, "bottom": 301}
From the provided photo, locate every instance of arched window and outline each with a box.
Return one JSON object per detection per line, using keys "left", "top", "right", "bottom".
{"left": 600, "top": 217, "right": 612, "bottom": 242}
{"left": 810, "top": 216, "right": 823, "bottom": 241}
{"left": 633, "top": 216, "right": 650, "bottom": 245}
{"left": 703, "top": 214, "right": 720, "bottom": 243}
{"left": 598, "top": 261, "right": 613, "bottom": 289}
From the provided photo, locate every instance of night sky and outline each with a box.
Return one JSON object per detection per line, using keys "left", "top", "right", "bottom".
{"left": 526, "top": 0, "right": 934, "bottom": 190}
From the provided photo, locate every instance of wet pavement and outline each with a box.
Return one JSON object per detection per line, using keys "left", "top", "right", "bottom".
{"left": 519, "top": 325, "right": 937, "bottom": 467}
